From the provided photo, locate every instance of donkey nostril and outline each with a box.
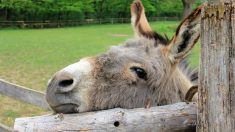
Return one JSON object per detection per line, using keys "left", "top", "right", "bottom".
{"left": 58, "top": 79, "right": 74, "bottom": 87}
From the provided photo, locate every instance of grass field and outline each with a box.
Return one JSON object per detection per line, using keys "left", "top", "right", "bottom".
{"left": 0, "top": 21, "right": 200, "bottom": 127}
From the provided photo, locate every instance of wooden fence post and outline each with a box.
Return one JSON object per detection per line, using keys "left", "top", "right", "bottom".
{"left": 111, "top": 18, "right": 114, "bottom": 24}
{"left": 198, "top": 0, "right": 235, "bottom": 131}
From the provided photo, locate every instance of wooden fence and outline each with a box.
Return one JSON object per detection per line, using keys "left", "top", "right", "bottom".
{"left": 0, "top": 17, "right": 179, "bottom": 29}
{"left": 0, "top": 79, "right": 50, "bottom": 132}
{"left": 0, "top": 79, "right": 49, "bottom": 110}
{"left": 0, "top": 123, "right": 12, "bottom": 132}
{"left": 14, "top": 102, "right": 197, "bottom": 132}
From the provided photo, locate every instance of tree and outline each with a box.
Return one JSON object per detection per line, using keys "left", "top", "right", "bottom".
{"left": 0, "top": 0, "right": 17, "bottom": 20}
{"left": 154, "top": 0, "right": 183, "bottom": 17}
{"left": 81, "top": 0, "right": 94, "bottom": 18}
{"left": 181, "top": 0, "right": 194, "bottom": 19}
{"left": 0, "top": 0, "right": 203, "bottom": 22}
{"left": 93, "top": 0, "right": 106, "bottom": 19}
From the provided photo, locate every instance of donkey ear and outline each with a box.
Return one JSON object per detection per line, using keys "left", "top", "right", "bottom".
{"left": 131, "top": 0, "right": 168, "bottom": 44}
{"left": 131, "top": 0, "right": 152, "bottom": 37}
{"left": 167, "top": 5, "right": 203, "bottom": 62}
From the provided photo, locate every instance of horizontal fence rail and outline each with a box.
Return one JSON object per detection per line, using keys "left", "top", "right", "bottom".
{"left": 0, "top": 123, "right": 12, "bottom": 132}
{"left": 0, "top": 17, "right": 180, "bottom": 29}
{"left": 0, "top": 79, "right": 49, "bottom": 110}
{"left": 14, "top": 102, "right": 197, "bottom": 132}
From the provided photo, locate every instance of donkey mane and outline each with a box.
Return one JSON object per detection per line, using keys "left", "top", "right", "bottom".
{"left": 138, "top": 30, "right": 170, "bottom": 46}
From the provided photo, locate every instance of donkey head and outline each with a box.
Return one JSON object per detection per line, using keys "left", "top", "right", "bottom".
{"left": 46, "top": 0, "right": 202, "bottom": 114}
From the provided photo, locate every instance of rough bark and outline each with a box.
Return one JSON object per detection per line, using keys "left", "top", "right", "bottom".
{"left": 14, "top": 102, "right": 197, "bottom": 132}
{"left": 182, "top": 0, "right": 195, "bottom": 19}
{"left": 198, "top": 1, "right": 235, "bottom": 132}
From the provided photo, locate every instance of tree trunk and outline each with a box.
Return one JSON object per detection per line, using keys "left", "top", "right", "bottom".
{"left": 198, "top": 1, "right": 235, "bottom": 132}
{"left": 4, "top": 8, "right": 9, "bottom": 21}
{"left": 182, "top": 0, "right": 195, "bottom": 19}
{"left": 97, "top": 0, "right": 105, "bottom": 19}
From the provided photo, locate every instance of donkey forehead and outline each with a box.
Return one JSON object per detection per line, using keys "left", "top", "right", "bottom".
{"left": 107, "top": 38, "right": 163, "bottom": 60}
{"left": 95, "top": 38, "right": 165, "bottom": 72}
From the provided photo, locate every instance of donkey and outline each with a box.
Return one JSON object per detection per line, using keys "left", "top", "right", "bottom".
{"left": 46, "top": 0, "right": 202, "bottom": 114}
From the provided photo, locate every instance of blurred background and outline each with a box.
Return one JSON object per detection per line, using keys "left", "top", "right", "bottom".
{"left": 0, "top": 0, "right": 202, "bottom": 23}
{"left": 0, "top": 0, "right": 203, "bottom": 128}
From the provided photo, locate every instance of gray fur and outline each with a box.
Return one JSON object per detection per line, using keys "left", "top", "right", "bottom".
{"left": 87, "top": 38, "right": 196, "bottom": 111}
{"left": 46, "top": 37, "right": 197, "bottom": 114}
{"left": 46, "top": 2, "right": 202, "bottom": 113}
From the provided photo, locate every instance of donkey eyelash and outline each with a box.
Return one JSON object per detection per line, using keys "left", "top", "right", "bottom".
{"left": 130, "top": 67, "right": 147, "bottom": 81}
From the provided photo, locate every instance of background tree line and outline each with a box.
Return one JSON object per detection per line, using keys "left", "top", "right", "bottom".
{"left": 0, "top": 0, "right": 203, "bottom": 21}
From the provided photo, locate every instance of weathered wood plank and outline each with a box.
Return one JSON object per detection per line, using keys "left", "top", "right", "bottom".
{"left": 0, "top": 123, "right": 12, "bottom": 132}
{"left": 0, "top": 79, "right": 49, "bottom": 110}
{"left": 198, "top": 2, "right": 235, "bottom": 132}
{"left": 14, "top": 102, "right": 197, "bottom": 132}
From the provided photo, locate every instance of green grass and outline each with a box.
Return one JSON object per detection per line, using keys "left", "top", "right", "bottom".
{"left": 0, "top": 94, "right": 48, "bottom": 127}
{"left": 0, "top": 21, "right": 200, "bottom": 127}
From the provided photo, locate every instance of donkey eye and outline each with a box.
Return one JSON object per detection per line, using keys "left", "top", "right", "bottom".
{"left": 131, "top": 67, "right": 147, "bottom": 80}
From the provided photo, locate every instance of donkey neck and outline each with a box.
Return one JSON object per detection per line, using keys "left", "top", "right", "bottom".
{"left": 173, "top": 67, "right": 193, "bottom": 96}
{"left": 153, "top": 67, "right": 193, "bottom": 105}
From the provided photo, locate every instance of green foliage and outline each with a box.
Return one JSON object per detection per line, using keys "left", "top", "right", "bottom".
{"left": 0, "top": 0, "right": 93, "bottom": 21}
{"left": 155, "top": 0, "right": 183, "bottom": 17}
{"left": 0, "top": 0, "right": 204, "bottom": 21}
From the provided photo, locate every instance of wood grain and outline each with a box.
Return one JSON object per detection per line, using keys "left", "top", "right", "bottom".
{"left": 14, "top": 102, "right": 197, "bottom": 132}
{"left": 198, "top": 1, "right": 235, "bottom": 132}
{"left": 0, "top": 79, "right": 49, "bottom": 110}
